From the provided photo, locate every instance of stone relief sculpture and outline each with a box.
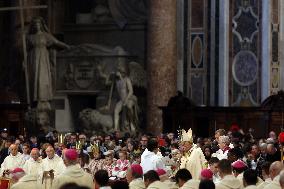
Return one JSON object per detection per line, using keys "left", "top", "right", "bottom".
{"left": 75, "top": 46, "right": 146, "bottom": 134}
{"left": 27, "top": 17, "right": 69, "bottom": 110}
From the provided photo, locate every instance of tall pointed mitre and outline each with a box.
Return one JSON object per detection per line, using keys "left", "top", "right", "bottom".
{"left": 181, "top": 128, "right": 193, "bottom": 143}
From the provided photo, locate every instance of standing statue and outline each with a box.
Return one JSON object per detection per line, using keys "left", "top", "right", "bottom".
{"left": 113, "top": 65, "right": 139, "bottom": 132}
{"left": 97, "top": 47, "right": 146, "bottom": 133}
{"left": 27, "top": 17, "right": 69, "bottom": 110}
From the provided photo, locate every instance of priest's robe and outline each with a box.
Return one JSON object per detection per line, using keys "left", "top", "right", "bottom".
{"left": 179, "top": 179, "right": 200, "bottom": 189}
{"left": 0, "top": 153, "right": 24, "bottom": 176}
{"left": 163, "top": 179, "right": 178, "bottom": 189}
{"left": 40, "top": 154, "right": 66, "bottom": 189}
{"left": 257, "top": 178, "right": 272, "bottom": 189}
{"left": 52, "top": 164, "right": 93, "bottom": 189}
{"left": 147, "top": 180, "right": 170, "bottom": 189}
{"left": 216, "top": 175, "right": 242, "bottom": 189}
{"left": 129, "top": 178, "right": 146, "bottom": 189}
{"left": 180, "top": 144, "right": 207, "bottom": 180}
{"left": 23, "top": 158, "right": 43, "bottom": 176}
{"left": 244, "top": 185, "right": 258, "bottom": 189}
{"left": 11, "top": 174, "right": 40, "bottom": 189}
{"left": 263, "top": 175, "right": 281, "bottom": 189}
{"left": 41, "top": 154, "right": 65, "bottom": 176}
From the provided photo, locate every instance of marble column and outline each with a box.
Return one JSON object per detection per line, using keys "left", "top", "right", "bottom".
{"left": 261, "top": 0, "right": 271, "bottom": 101}
{"left": 147, "top": 0, "right": 177, "bottom": 135}
{"left": 177, "top": 0, "right": 184, "bottom": 92}
{"left": 218, "top": 0, "right": 229, "bottom": 106}
{"left": 280, "top": 0, "right": 284, "bottom": 90}
{"left": 210, "top": 0, "right": 216, "bottom": 105}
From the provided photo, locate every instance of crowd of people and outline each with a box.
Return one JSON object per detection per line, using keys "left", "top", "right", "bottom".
{"left": 0, "top": 125, "right": 284, "bottom": 189}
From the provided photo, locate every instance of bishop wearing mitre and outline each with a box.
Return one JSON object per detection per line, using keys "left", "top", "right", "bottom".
{"left": 179, "top": 129, "right": 207, "bottom": 180}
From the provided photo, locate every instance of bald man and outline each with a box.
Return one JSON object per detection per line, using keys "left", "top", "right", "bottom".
{"left": 52, "top": 149, "right": 93, "bottom": 189}
{"left": 23, "top": 148, "right": 43, "bottom": 175}
{"left": 0, "top": 144, "right": 25, "bottom": 177}
{"left": 263, "top": 161, "right": 284, "bottom": 189}
{"left": 40, "top": 146, "right": 66, "bottom": 189}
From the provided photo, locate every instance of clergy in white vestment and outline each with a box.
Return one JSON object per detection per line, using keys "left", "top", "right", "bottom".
{"left": 263, "top": 161, "right": 284, "bottom": 189}
{"left": 144, "top": 170, "right": 170, "bottom": 189}
{"left": 216, "top": 159, "right": 242, "bottom": 189}
{"left": 23, "top": 148, "right": 43, "bottom": 175}
{"left": 0, "top": 144, "right": 25, "bottom": 177}
{"left": 52, "top": 149, "right": 93, "bottom": 189}
{"left": 40, "top": 146, "right": 66, "bottom": 189}
{"left": 179, "top": 129, "right": 207, "bottom": 180}
{"left": 11, "top": 172, "right": 39, "bottom": 189}
{"left": 126, "top": 164, "right": 146, "bottom": 189}
{"left": 140, "top": 139, "right": 166, "bottom": 173}
{"left": 180, "top": 177, "right": 200, "bottom": 189}
{"left": 232, "top": 160, "right": 263, "bottom": 187}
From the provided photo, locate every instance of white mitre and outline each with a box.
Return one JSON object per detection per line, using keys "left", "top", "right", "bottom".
{"left": 181, "top": 129, "right": 193, "bottom": 142}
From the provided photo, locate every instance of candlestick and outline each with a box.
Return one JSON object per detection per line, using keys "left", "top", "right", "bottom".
{"left": 60, "top": 134, "right": 63, "bottom": 143}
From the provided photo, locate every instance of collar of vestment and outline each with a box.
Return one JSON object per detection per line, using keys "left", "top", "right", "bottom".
{"left": 10, "top": 152, "right": 22, "bottom": 158}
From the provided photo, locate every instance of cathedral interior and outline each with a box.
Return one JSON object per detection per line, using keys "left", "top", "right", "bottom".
{"left": 0, "top": 0, "right": 283, "bottom": 138}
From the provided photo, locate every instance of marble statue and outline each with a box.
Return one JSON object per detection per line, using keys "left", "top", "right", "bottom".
{"left": 27, "top": 17, "right": 69, "bottom": 110}
{"left": 76, "top": 46, "right": 146, "bottom": 134}
{"left": 97, "top": 47, "right": 146, "bottom": 133}
{"left": 113, "top": 66, "right": 138, "bottom": 132}
{"left": 79, "top": 108, "right": 113, "bottom": 135}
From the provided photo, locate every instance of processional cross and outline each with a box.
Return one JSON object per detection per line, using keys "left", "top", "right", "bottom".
{"left": 0, "top": 0, "right": 47, "bottom": 108}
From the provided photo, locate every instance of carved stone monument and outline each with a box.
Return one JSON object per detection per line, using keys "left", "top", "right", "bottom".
{"left": 55, "top": 44, "right": 146, "bottom": 134}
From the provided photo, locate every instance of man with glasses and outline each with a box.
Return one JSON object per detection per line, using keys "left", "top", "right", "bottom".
{"left": 67, "top": 133, "right": 77, "bottom": 149}
{"left": 140, "top": 136, "right": 148, "bottom": 152}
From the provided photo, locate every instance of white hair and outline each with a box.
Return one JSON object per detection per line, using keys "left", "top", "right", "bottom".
{"left": 219, "top": 135, "right": 230, "bottom": 145}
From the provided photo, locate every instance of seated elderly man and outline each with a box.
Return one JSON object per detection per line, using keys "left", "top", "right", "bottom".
{"left": 23, "top": 148, "right": 42, "bottom": 175}
{"left": 52, "top": 149, "right": 93, "bottom": 189}
{"left": 0, "top": 144, "right": 25, "bottom": 177}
